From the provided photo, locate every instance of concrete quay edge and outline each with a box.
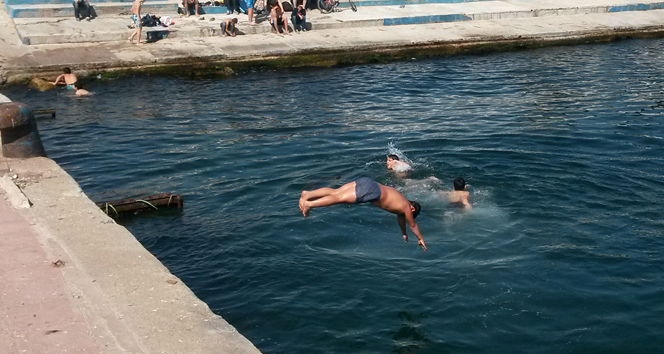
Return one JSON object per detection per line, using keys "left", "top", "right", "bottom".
{"left": 0, "top": 156, "right": 263, "bottom": 354}
{"left": 3, "top": 9, "right": 664, "bottom": 85}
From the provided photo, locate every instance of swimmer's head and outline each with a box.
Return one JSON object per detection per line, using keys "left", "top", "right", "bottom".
{"left": 409, "top": 200, "right": 421, "bottom": 218}
{"left": 386, "top": 154, "right": 400, "bottom": 169}
{"left": 74, "top": 82, "right": 83, "bottom": 90}
{"left": 453, "top": 177, "right": 466, "bottom": 191}
{"left": 63, "top": 67, "right": 71, "bottom": 74}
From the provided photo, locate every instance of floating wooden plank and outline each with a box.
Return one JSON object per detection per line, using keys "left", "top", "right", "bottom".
{"left": 33, "top": 108, "right": 56, "bottom": 118}
{"left": 97, "top": 193, "right": 183, "bottom": 217}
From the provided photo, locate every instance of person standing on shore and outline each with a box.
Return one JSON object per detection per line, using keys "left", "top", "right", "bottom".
{"left": 246, "top": 0, "right": 256, "bottom": 25}
{"left": 129, "top": 0, "right": 145, "bottom": 45}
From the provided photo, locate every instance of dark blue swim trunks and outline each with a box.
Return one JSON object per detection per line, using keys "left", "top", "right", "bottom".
{"left": 354, "top": 177, "right": 381, "bottom": 204}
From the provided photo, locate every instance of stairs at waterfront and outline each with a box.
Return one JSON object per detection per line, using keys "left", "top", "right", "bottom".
{"left": 6, "top": 0, "right": 664, "bottom": 45}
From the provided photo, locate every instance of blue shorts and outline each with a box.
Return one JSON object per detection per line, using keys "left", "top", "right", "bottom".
{"left": 245, "top": 0, "right": 254, "bottom": 8}
{"left": 354, "top": 177, "right": 381, "bottom": 204}
{"left": 132, "top": 14, "right": 142, "bottom": 28}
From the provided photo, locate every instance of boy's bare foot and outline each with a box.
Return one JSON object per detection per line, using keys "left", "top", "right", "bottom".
{"left": 301, "top": 201, "right": 311, "bottom": 217}
{"left": 248, "top": 21, "right": 257, "bottom": 25}
{"left": 299, "top": 191, "right": 307, "bottom": 211}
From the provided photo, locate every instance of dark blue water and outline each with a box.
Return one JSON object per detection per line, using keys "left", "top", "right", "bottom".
{"left": 3, "top": 39, "right": 664, "bottom": 354}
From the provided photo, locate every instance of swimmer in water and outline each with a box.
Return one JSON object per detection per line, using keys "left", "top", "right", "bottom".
{"left": 435, "top": 177, "right": 471, "bottom": 210}
{"left": 50, "top": 67, "right": 78, "bottom": 90}
{"left": 299, "top": 177, "right": 426, "bottom": 250}
{"left": 386, "top": 154, "right": 411, "bottom": 173}
{"left": 73, "top": 82, "right": 91, "bottom": 96}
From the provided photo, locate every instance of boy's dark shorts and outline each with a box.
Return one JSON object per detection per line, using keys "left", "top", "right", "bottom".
{"left": 354, "top": 177, "right": 381, "bottom": 203}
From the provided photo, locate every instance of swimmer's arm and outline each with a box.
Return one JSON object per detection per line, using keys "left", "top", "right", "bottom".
{"left": 405, "top": 212, "right": 426, "bottom": 251}
{"left": 50, "top": 74, "right": 65, "bottom": 85}
{"left": 462, "top": 195, "right": 472, "bottom": 210}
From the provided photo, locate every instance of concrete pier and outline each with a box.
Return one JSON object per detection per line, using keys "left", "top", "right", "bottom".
{"left": 2, "top": 0, "right": 664, "bottom": 84}
{"left": 1, "top": 0, "right": 664, "bottom": 353}
{"left": 0, "top": 157, "right": 263, "bottom": 354}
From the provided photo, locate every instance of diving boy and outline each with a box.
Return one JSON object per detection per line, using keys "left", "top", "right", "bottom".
{"left": 299, "top": 177, "right": 426, "bottom": 250}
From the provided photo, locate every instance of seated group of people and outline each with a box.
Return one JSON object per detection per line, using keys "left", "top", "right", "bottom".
{"left": 218, "top": 0, "right": 308, "bottom": 36}
{"left": 266, "top": 0, "right": 308, "bottom": 34}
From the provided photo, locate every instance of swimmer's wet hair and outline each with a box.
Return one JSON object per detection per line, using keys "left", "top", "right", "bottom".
{"left": 63, "top": 67, "right": 71, "bottom": 74}
{"left": 74, "top": 82, "right": 83, "bottom": 90}
{"left": 409, "top": 200, "right": 421, "bottom": 218}
{"left": 388, "top": 154, "right": 399, "bottom": 160}
{"left": 453, "top": 177, "right": 466, "bottom": 191}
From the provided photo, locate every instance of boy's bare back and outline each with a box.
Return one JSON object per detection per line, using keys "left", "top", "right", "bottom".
{"left": 439, "top": 190, "right": 471, "bottom": 209}
{"left": 131, "top": 0, "right": 141, "bottom": 15}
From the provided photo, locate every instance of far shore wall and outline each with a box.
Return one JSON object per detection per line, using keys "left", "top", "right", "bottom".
{"left": 4, "top": 27, "right": 664, "bottom": 86}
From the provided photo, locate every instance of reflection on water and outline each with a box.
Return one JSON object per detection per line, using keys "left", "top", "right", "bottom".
{"left": 2, "top": 38, "right": 664, "bottom": 354}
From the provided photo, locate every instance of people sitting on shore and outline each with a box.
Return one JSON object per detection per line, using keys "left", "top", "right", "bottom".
{"left": 73, "top": 0, "right": 95, "bottom": 21}
{"left": 268, "top": 0, "right": 290, "bottom": 35}
{"left": 220, "top": 18, "right": 238, "bottom": 36}
{"left": 182, "top": 0, "right": 200, "bottom": 17}
{"left": 50, "top": 67, "right": 78, "bottom": 89}
{"left": 291, "top": 0, "right": 306, "bottom": 32}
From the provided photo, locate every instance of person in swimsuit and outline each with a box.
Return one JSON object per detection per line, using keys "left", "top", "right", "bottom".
{"left": 50, "top": 67, "right": 78, "bottom": 89}
{"left": 299, "top": 177, "right": 427, "bottom": 250}
{"left": 128, "top": 0, "right": 145, "bottom": 45}
{"left": 437, "top": 177, "right": 471, "bottom": 210}
{"left": 73, "top": 82, "right": 91, "bottom": 96}
{"left": 386, "top": 154, "right": 411, "bottom": 173}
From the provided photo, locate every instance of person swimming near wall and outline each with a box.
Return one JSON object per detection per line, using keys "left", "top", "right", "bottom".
{"left": 50, "top": 67, "right": 78, "bottom": 89}
{"left": 299, "top": 177, "right": 426, "bottom": 250}
{"left": 386, "top": 154, "right": 411, "bottom": 174}
{"left": 73, "top": 82, "right": 91, "bottom": 96}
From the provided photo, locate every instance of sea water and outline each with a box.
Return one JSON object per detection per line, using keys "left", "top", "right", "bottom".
{"left": 3, "top": 38, "right": 664, "bottom": 353}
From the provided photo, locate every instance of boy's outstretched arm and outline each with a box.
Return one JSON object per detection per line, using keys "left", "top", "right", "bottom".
{"left": 398, "top": 214, "right": 408, "bottom": 242}
{"left": 400, "top": 212, "right": 426, "bottom": 251}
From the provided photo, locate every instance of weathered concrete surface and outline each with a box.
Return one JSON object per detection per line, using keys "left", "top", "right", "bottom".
{"left": 2, "top": 0, "right": 664, "bottom": 84}
{"left": 0, "top": 157, "right": 262, "bottom": 354}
